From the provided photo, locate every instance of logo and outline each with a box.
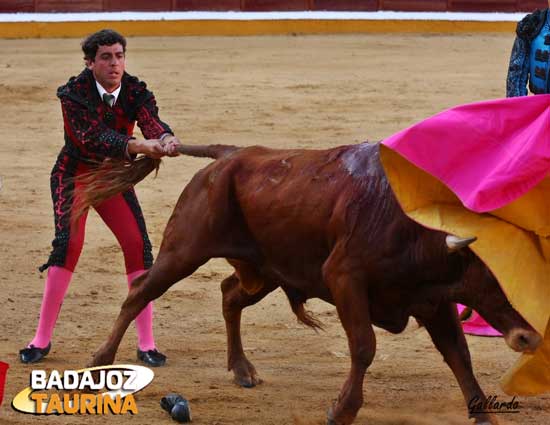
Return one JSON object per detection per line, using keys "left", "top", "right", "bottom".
{"left": 12, "top": 364, "right": 153, "bottom": 415}
{"left": 468, "top": 395, "right": 521, "bottom": 415}
{"left": 0, "top": 361, "right": 9, "bottom": 407}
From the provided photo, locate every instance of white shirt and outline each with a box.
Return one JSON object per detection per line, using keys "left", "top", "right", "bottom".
{"left": 95, "top": 81, "right": 121, "bottom": 106}
{"left": 95, "top": 79, "right": 172, "bottom": 158}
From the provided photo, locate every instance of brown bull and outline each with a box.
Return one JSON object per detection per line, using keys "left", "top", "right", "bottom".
{"left": 88, "top": 142, "right": 541, "bottom": 425}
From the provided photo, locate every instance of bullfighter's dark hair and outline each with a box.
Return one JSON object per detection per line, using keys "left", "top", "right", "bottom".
{"left": 81, "top": 29, "right": 127, "bottom": 61}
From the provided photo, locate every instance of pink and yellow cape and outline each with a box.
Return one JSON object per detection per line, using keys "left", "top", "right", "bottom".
{"left": 381, "top": 94, "right": 550, "bottom": 396}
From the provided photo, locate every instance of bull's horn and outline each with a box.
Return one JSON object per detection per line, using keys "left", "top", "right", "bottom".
{"left": 446, "top": 235, "right": 477, "bottom": 252}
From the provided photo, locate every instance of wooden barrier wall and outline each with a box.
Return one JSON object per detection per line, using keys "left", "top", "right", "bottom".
{"left": 0, "top": 0, "right": 547, "bottom": 13}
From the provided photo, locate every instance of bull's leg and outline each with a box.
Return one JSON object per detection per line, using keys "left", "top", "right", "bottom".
{"left": 90, "top": 253, "right": 207, "bottom": 367}
{"left": 323, "top": 251, "right": 375, "bottom": 425}
{"left": 90, "top": 165, "right": 251, "bottom": 367}
{"left": 421, "top": 302, "right": 500, "bottom": 425}
{"left": 221, "top": 272, "right": 278, "bottom": 388}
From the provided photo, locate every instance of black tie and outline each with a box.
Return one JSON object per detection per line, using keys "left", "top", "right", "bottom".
{"left": 103, "top": 93, "right": 115, "bottom": 107}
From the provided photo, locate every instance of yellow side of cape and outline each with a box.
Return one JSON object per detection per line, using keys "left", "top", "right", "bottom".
{"left": 380, "top": 144, "right": 550, "bottom": 395}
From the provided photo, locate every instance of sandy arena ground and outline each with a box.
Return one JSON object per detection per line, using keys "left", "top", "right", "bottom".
{"left": 0, "top": 33, "right": 549, "bottom": 425}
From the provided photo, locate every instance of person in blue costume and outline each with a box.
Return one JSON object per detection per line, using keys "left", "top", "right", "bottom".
{"left": 507, "top": 1, "right": 550, "bottom": 97}
{"left": 463, "top": 4, "right": 550, "bottom": 337}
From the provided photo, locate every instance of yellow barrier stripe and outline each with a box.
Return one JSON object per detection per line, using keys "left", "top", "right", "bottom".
{"left": 0, "top": 19, "right": 517, "bottom": 38}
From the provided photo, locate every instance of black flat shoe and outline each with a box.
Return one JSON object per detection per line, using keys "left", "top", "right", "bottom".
{"left": 19, "top": 343, "right": 51, "bottom": 364}
{"left": 160, "top": 393, "right": 184, "bottom": 413}
{"left": 137, "top": 348, "right": 167, "bottom": 367}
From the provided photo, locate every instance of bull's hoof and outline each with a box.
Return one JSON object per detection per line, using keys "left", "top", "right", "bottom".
{"left": 88, "top": 345, "right": 116, "bottom": 368}
{"left": 472, "top": 412, "right": 500, "bottom": 425}
{"left": 88, "top": 354, "right": 112, "bottom": 368}
{"left": 327, "top": 407, "right": 337, "bottom": 425}
{"left": 474, "top": 418, "right": 499, "bottom": 425}
{"left": 327, "top": 405, "right": 355, "bottom": 425}
{"left": 233, "top": 374, "right": 261, "bottom": 388}
{"left": 231, "top": 358, "right": 261, "bottom": 388}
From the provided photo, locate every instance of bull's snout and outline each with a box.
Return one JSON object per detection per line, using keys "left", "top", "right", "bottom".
{"left": 504, "top": 328, "right": 542, "bottom": 353}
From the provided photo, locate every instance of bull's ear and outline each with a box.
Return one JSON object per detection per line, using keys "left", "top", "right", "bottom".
{"left": 446, "top": 235, "right": 477, "bottom": 252}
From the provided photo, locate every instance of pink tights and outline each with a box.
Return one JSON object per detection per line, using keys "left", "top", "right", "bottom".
{"left": 29, "top": 190, "right": 157, "bottom": 351}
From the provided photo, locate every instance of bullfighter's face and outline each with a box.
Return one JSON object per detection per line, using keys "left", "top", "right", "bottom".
{"left": 87, "top": 43, "right": 126, "bottom": 93}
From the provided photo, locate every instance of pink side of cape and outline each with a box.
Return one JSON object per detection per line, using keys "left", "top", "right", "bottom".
{"left": 382, "top": 95, "right": 550, "bottom": 213}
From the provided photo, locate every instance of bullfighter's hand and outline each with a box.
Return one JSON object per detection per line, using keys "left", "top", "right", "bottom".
{"left": 128, "top": 138, "right": 166, "bottom": 159}
{"left": 161, "top": 135, "right": 182, "bottom": 157}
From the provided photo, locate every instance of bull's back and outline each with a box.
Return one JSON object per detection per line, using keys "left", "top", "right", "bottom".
{"left": 232, "top": 142, "right": 397, "bottom": 232}
{"left": 222, "top": 143, "right": 402, "bottom": 285}
{"left": 232, "top": 144, "right": 354, "bottom": 238}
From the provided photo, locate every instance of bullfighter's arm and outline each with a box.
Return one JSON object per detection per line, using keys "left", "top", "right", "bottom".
{"left": 506, "top": 37, "right": 529, "bottom": 97}
{"left": 135, "top": 93, "right": 181, "bottom": 156}
{"left": 135, "top": 93, "right": 174, "bottom": 140}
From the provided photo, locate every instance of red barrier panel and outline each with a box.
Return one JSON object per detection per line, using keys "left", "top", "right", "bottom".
{"left": 174, "top": 0, "right": 242, "bottom": 11}
{"left": 0, "top": 361, "right": 8, "bottom": 407}
{"left": 380, "top": 0, "right": 447, "bottom": 12}
{"left": 522, "top": 0, "right": 548, "bottom": 11}
{"left": 0, "top": 1, "right": 550, "bottom": 21}
{"left": 448, "top": 0, "right": 517, "bottom": 12}
{"left": 243, "top": 0, "right": 309, "bottom": 11}
{"left": 0, "top": 0, "right": 34, "bottom": 13}
{"left": 313, "top": 1, "right": 377, "bottom": 11}
{"left": 36, "top": 0, "right": 102, "bottom": 12}
{"left": 107, "top": 0, "right": 173, "bottom": 12}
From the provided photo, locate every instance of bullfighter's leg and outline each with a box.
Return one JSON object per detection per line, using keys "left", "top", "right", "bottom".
{"left": 221, "top": 272, "right": 278, "bottom": 388}
{"left": 323, "top": 247, "right": 376, "bottom": 425}
{"left": 421, "top": 302, "right": 500, "bottom": 425}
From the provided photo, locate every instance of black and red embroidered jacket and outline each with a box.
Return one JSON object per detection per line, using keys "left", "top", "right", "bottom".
{"left": 56, "top": 67, "right": 173, "bottom": 163}
{"left": 41, "top": 69, "right": 171, "bottom": 272}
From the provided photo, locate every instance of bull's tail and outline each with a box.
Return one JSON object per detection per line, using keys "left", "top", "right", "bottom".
{"left": 176, "top": 144, "right": 240, "bottom": 159}
{"left": 71, "top": 156, "right": 161, "bottom": 223}
{"left": 282, "top": 287, "right": 324, "bottom": 332}
{"left": 71, "top": 144, "right": 240, "bottom": 223}
{"left": 292, "top": 301, "right": 324, "bottom": 332}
